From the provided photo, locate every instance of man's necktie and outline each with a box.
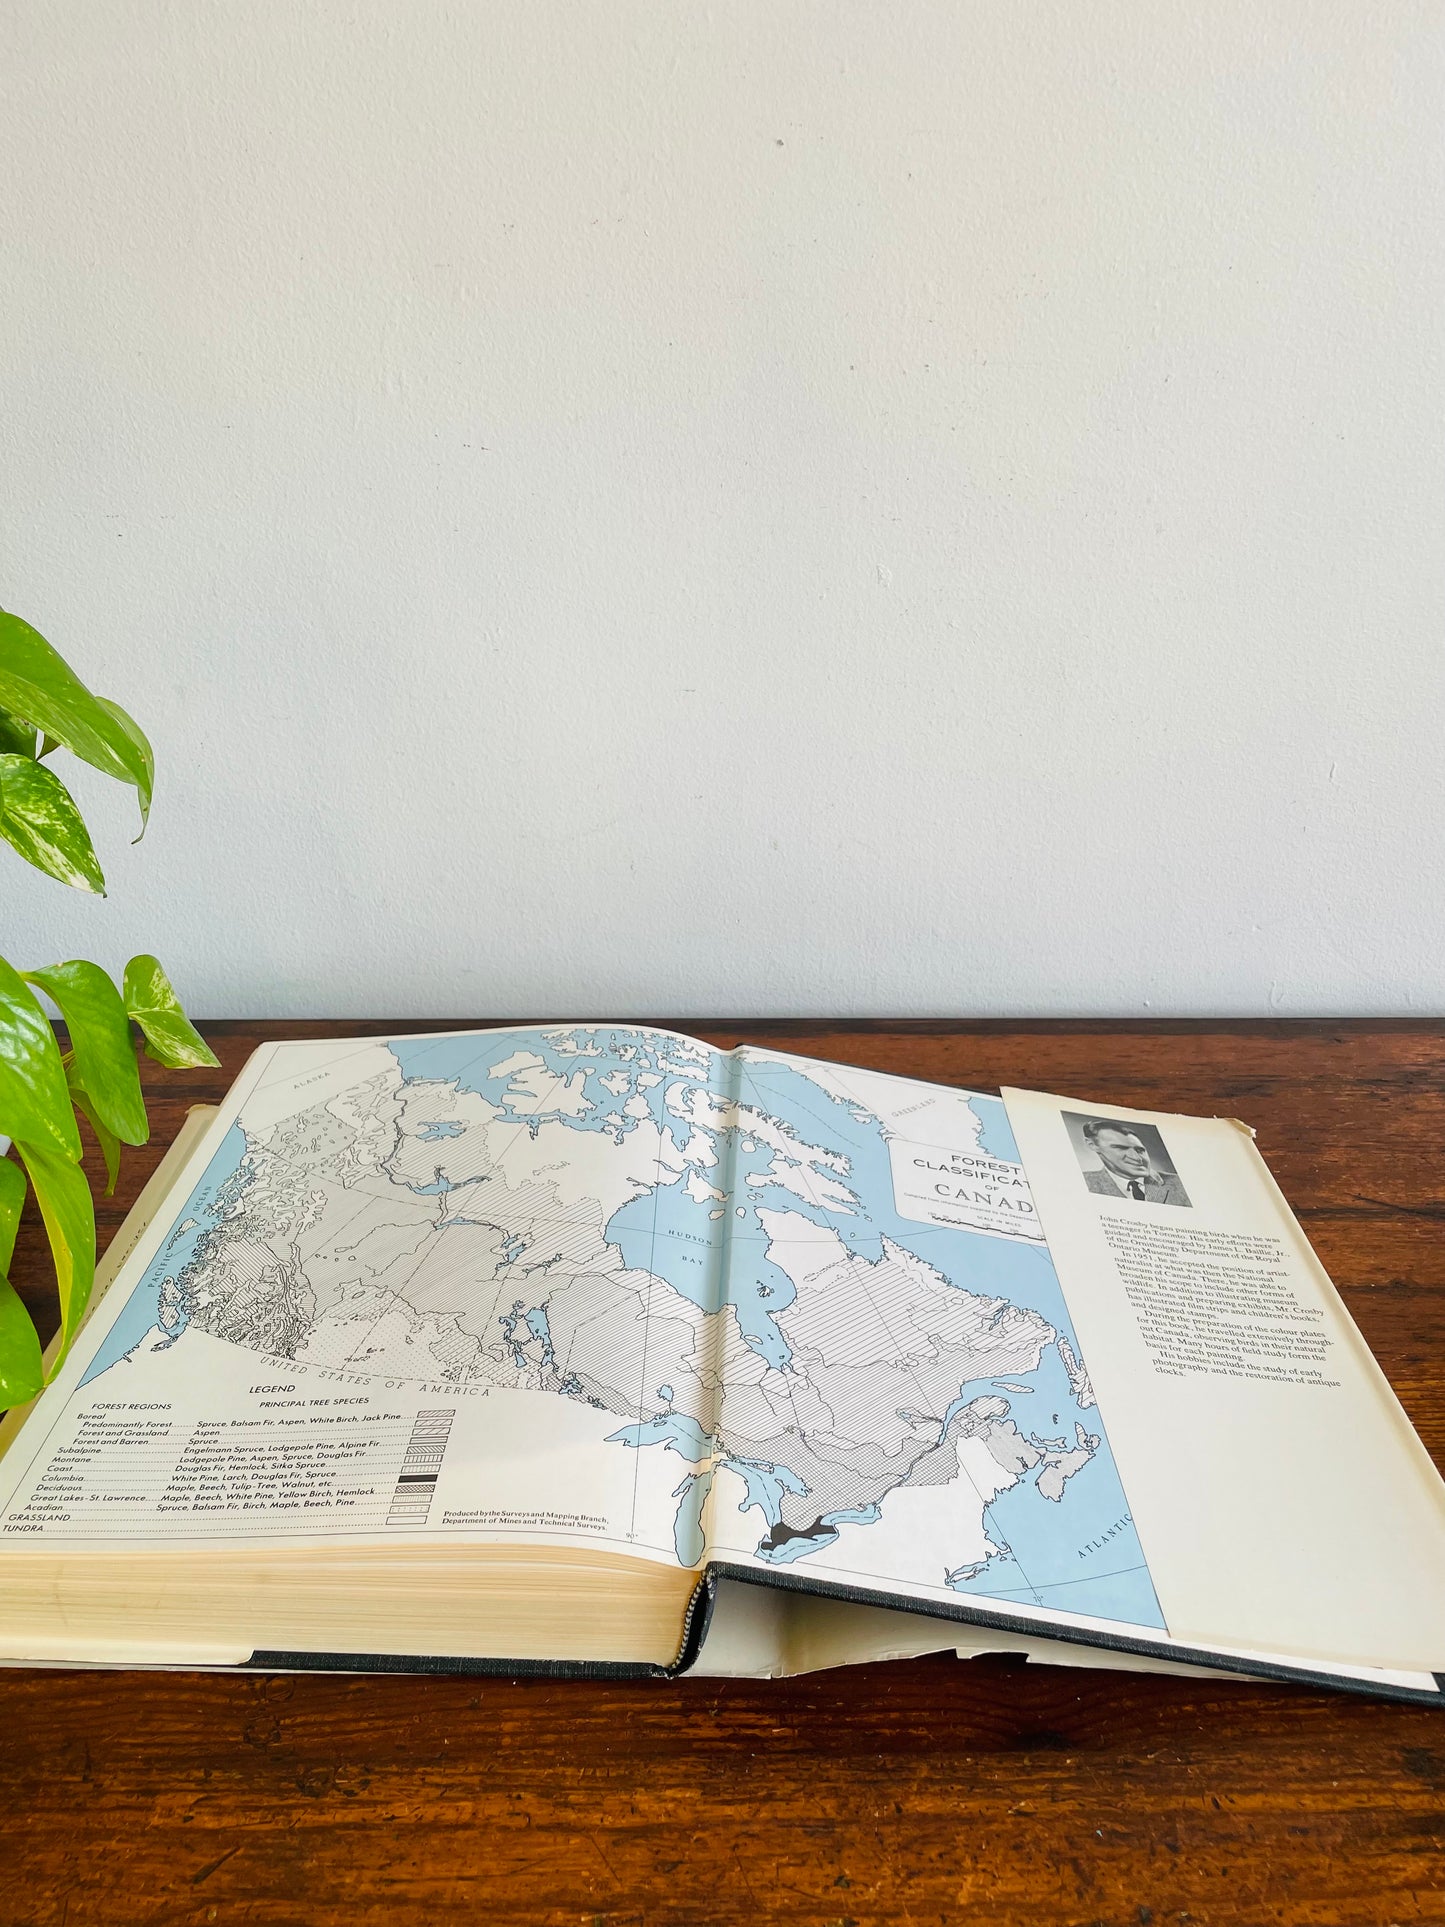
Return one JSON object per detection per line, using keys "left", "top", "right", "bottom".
{"left": 1128, "top": 1179, "right": 1146, "bottom": 1200}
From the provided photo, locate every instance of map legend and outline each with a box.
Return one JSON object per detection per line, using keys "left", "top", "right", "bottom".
{"left": 385, "top": 1409, "right": 456, "bottom": 1526}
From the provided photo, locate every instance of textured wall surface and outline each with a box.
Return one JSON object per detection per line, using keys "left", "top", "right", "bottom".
{"left": 1, "top": 3, "right": 1440, "bottom": 1018}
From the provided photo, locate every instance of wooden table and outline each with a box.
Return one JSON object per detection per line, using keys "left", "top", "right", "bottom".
{"left": 7, "top": 1019, "right": 1445, "bottom": 1925}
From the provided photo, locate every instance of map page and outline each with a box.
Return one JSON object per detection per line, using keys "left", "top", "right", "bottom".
{"left": 0, "top": 1026, "right": 1164, "bottom": 1640}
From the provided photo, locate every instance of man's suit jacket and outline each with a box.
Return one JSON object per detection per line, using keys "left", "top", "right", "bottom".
{"left": 1084, "top": 1166, "right": 1189, "bottom": 1206}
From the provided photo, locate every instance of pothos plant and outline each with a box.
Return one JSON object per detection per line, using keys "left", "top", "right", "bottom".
{"left": 0, "top": 607, "right": 217, "bottom": 1413}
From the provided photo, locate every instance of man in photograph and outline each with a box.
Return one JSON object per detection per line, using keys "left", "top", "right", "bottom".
{"left": 1081, "top": 1119, "right": 1190, "bottom": 1206}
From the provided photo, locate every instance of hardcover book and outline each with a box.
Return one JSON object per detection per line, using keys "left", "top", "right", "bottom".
{"left": 1, "top": 1024, "right": 1442, "bottom": 1701}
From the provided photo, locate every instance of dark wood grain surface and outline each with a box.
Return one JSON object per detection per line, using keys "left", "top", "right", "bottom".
{"left": 7, "top": 1019, "right": 1445, "bottom": 1926}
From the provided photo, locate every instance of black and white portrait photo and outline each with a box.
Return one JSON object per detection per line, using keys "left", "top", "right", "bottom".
{"left": 1063, "top": 1113, "right": 1192, "bottom": 1208}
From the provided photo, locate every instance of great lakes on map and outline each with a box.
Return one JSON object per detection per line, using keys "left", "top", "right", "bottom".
{"left": 82, "top": 1026, "right": 1165, "bottom": 1631}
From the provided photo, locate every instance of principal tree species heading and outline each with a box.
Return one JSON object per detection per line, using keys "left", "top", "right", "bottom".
{"left": 0, "top": 608, "right": 217, "bottom": 1410}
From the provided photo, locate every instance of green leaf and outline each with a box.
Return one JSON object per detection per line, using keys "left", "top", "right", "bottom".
{"left": 25, "top": 962, "right": 148, "bottom": 1145}
{"left": 15, "top": 1138, "right": 95, "bottom": 1370}
{"left": 0, "top": 1153, "right": 26, "bottom": 1276}
{"left": 0, "top": 955, "right": 83, "bottom": 1160}
{"left": 0, "top": 1273, "right": 44, "bottom": 1409}
{"left": 0, "top": 610, "right": 153, "bottom": 831}
{"left": 37, "top": 733, "right": 59, "bottom": 758}
{"left": 93, "top": 696, "right": 154, "bottom": 835}
{"left": 70, "top": 1080, "right": 122, "bottom": 1196}
{"left": 0, "top": 754, "right": 106, "bottom": 893}
{"left": 122, "top": 955, "right": 219, "bottom": 1069}
{"left": 0, "top": 710, "right": 37, "bottom": 759}
{"left": 0, "top": 1158, "right": 43, "bottom": 1408}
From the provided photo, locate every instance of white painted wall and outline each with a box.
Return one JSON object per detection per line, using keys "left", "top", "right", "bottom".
{"left": 2, "top": 3, "right": 1441, "bottom": 1018}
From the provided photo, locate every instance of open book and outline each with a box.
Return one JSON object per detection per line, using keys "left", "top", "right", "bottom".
{"left": 1, "top": 1024, "right": 1442, "bottom": 1701}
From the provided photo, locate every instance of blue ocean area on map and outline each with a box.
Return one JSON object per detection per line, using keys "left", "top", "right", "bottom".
{"left": 391, "top": 1029, "right": 721, "bottom": 1153}
{"left": 608, "top": 1411, "right": 713, "bottom": 1461}
{"left": 609, "top": 1176, "right": 723, "bottom": 1318}
{"left": 938, "top": 1349, "right": 1158, "bottom": 1624}
{"left": 393, "top": 1030, "right": 783, "bottom": 1358}
{"left": 725, "top": 1456, "right": 807, "bottom": 1520}
{"left": 734, "top": 1059, "right": 1162, "bottom": 1625}
{"left": 81, "top": 1123, "right": 248, "bottom": 1387}
{"left": 670, "top": 1469, "right": 715, "bottom": 1565}
{"left": 732, "top": 1055, "right": 1045, "bottom": 1326}
{"left": 970, "top": 1094, "right": 1021, "bottom": 1164}
{"left": 607, "top": 1411, "right": 715, "bottom": 1563}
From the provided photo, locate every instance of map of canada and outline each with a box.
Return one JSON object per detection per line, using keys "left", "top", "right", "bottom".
{"left": 85, "top": 1026, "right": 1164, "bottom": 1631}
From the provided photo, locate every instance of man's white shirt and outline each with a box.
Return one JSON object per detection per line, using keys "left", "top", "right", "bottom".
{"left": 1096, "top": 1164, "right": 1141, "bottom": 1197}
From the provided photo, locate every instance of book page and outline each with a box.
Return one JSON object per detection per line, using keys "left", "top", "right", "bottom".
{"left": 696, "top": 1047, "right": 1174, "bottom": 1646}
{"left": 1001, "top": 1087, "right": 1445, "bottom": 1673}
{"left": 0, "top": 1025, "right": 734, "bottom": 1572}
